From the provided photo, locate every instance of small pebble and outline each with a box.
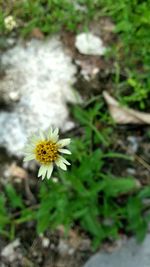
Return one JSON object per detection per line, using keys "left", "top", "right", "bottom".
{"left": 42, "top": 237, "right": 50, "bottom": 248}
{"left": 75, "top": 32, "right": 106, "bottom": 56}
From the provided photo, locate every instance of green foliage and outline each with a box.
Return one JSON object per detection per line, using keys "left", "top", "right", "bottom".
{"left": 126, "top": 196, "right": 147, "bottom": 242}
{"left": 0, "top": 103, "right": 150, "bottom": 249}
{"left": 1, "top": 0, "right": 100, "bottom": 36}
{"left": 0, "top": 183, "right": 36, "bottom": 239}
{"left": 5, "top": 184, "right": 24, "bottom": 209}
{"left": 103, "top": 0, "right": 150, "bottom": 68}
{"left": 0, "top": 11, "right": 5, "bottom": 33}
{"left": 0, "top": 194, "right": 10, "bottom": 237}
{"left": 100, "top": 0, "right": 150, "bottom": 110}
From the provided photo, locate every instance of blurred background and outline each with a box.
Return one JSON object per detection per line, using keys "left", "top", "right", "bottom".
{"left": 0, "top": 1, "right": 150, "bottom": 267}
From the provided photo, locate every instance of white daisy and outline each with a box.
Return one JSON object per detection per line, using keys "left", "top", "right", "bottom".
{"left": 23, "top": 128, "right": 71, "bottom": 180}
{"left": 4, "top": 15, "right": 17, "bottom": 31}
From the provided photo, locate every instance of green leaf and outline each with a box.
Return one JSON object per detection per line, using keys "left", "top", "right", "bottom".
{"left": 5, "top": 184, "right": 24, "bottom": 209}
{"left": 136, "top": 220, "right": 147, "bottom": 242}
{"left": 15, "top": 209, "right": 36, "bottom": 224}
{"left": 72, "top": 106, "right": 89, "bottom": 125}
{"left": 70, "top": 174, "right": 89, "bottom": 195}
{"left": 103, "top": 152, "right": 133, "bottom": 161}
{"left": 73, "top": 208, "right": 88, "bottom": 219}
{"left": 37, "top": 213, "right": 50, "bottom": 234}
{"left": 104, "top": 178, "right": 137, "bottom": 197}
{"left": 81, "top": 212, "right": 103, "bottom": 238}
{"left": 0, "top": 195, "right": 10, "bottom": 230}
{"left": 127, "top": 197, "right": 147, "bottom": 241}
{"left": 138, "top": 186, "right": 150, "bottom": 199}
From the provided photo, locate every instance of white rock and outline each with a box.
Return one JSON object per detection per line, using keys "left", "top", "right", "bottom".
{"left": 84, "top": 234, "right": 150, "bottom": 267}
{"left": 42, "top": 237, "right": 50, "bottom": 248}
{"left": 1, "top": 239, "right": 20, "bottom": 262}
{"left": 58, "top": 239, "right": 69, "bottom": 256}
{"left": 127, "top": 136, "right": 139, "bottom": 154}
{"left": 0, "top": 36, "right": 79, "bottom": 155}
{"left": 75, "top": 33, "right": 106, "bottom": 56}
{"left": 68, "top": 247, "right": 75, "bottom": 255}
{"left": 9, "top": 91, "right": 20, "bottom": 102}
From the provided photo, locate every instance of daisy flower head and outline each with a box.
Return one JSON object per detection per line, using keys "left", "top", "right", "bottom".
{"left": 4, "top": 15, "right": 17, "bottom": 31}
{"left": 23, "top": 128, "right": 71, "bottom": 180}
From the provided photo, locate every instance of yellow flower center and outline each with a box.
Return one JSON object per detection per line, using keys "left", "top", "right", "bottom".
{"left": 35, "top": 141, "right": 58, "bottom": 164}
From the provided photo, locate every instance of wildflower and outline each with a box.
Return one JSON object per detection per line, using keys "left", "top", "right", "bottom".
{"left": 4, "top": 15, "right": 17, "bottom": 31}
{"left": 23, "top": 128, "right": 71, "bottom": 180}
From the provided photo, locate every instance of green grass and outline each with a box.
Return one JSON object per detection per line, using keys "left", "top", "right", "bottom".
{"left": 100, "top": 0, "right": 150, "bottom": 110}
{"left": 0, "top": 0, "right": 102, "bottom": 35}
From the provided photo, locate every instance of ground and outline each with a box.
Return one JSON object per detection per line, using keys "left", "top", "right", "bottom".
{"left": 0, "top": 11, "right": 150, "bottom": 267}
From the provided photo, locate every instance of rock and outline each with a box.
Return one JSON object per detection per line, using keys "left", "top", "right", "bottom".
{"left": 127, "top": 136, "right": 140, "bottom": 154}
{"left": 126, "top": 168, "right": 136, "bottom": 175}
{"left": 0, "top": 36, "right": 78, "bottom": 156}
{"left": 42, "top": 237, "right": 50, "bottom": 248}
{"left": 39, "top": 234, "right": 50, "bottom": 248}
{"left": 0, "top": 37, "right": 16, "bottom": 51}
{"left": 1, "top": 239, "right": 21, "bottom": 263}
{"left": 79, "top": 239, "right": 91, "bottom": 252}
{"left": 0, "top": 72, "right": 21, "bottom": 107}
{"left": 84, "top": 234, "right": 150, "bottom": 267}
{"left": 75, "top": 33, "right": 106, "bottom": 56}
{"left": 58, "top": 239, "right": 69, "bottom": 256}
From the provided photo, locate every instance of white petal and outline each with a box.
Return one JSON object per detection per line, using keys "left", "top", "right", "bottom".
{"left": 47, "top": 127, "right": 59, "bottom": 142}
{"left": 38, "top": 165, "right": 45, "bottom": 177}
{"left": 58, "top": 148, "right": 71, "bottom": 155}
{"left": 38, "top": 165, "right": 47, "bottom": 180}
{"left": 39, "top": 130, "right": 45, "bottom": 140}
{"left": 57, "top": 138, "right": 71, "bottom": 147}
{"left": 51, "top": 128, "right": 59, "bottom": 142}
{"left": 58, "top": 162, "right": 67, "bottom": 171}
{"left": 23, "top": 154, "right": 35, "bottom": 162}
{"left": 27, "top": 133, "right": 39, "bottom": 145}
{"left": 47, "top": 164, "right": 54, "bottom": 179}
{"left": 55, "top": 157, "right": 67, "bottom": 171}
{"left": 23, "top": 146, "right": 35, "bottom": 153}
{"left": 25, "top": 142, "right": 35, "bottom": 149}
{"left": 47, "top": 127, "right": 53, "bottom": 139}
{"left": 59, "top": 156, "right": 71, "bottom": 165}
{"left": 53, "top": 128, "right": 59, "bottom": 136}
{"left": 30, "top": 135, "right": 39, "bottom": 143}
{"left": 51, "top": 134, "right": 59, "bottom": 143}
{"left": 24, "top": 144, "right": 34, "bottom": 149}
